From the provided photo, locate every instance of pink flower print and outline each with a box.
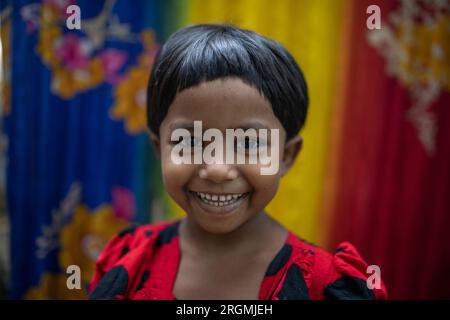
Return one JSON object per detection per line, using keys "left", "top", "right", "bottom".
{"left": 112, "top": 186, "right": 135, "bottom": 221}
{"left": 53, "top": 33, "right": 90, "bottom": 70}
{"left": 100, "top": 49, "right": 128, "bottom": 84}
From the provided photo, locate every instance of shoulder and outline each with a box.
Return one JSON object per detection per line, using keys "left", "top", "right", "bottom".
{"left": 97, "top": 219, "right": 180, "bottom": 265}
{"left": 89, "top": 219, "right": 181, "bottom": 299}
{"left": 272, "top": 233, "right": 387, "bottom": 300}
{"left": 117, "top": 219, "right": 180, "bottom": 248}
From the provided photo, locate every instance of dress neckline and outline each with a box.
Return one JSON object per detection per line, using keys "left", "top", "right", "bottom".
{"left": 167, "top": 220, "right": 294, "bottom": 300}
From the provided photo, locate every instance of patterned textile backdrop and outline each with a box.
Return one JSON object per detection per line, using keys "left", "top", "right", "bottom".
{"left": 1, "top": 0, "right": 449, "bottom": 299}
{"left": 1, "top": 0, "right": 185, "bottom": 299}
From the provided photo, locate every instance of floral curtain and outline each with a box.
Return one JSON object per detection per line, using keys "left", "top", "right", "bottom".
{"left": 1, "top": 0, "right": 181, "bottom": 299}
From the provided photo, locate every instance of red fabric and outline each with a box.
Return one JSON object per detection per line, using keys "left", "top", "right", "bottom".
{"left": 327, "top": 0, "right": 450, "bottom": 299}
{"left": 90, "top": 220, "right": 387, "bottom": 300}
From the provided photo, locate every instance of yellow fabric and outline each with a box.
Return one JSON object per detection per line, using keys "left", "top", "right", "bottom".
{"left": 168, "top": 0, "right": 345, "bottom": 245}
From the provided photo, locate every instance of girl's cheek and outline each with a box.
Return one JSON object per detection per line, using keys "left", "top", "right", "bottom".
{"left": 241, "top": 164, "right": 280, "bottom": 199}
{"left": 163, "top": 163, "right": 192, "bottom": 188}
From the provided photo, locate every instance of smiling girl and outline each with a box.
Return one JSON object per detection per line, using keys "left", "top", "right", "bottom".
{"left": 89, "top": 24, "right": 387, "bottom": 300}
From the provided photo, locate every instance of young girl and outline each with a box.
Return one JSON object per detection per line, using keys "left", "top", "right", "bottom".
{"left": 89, "top": 24, "right": 387, "bottom": 300}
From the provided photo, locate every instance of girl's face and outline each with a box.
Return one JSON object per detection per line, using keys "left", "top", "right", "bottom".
{"left": 153, "top": 78, "right": 302, "bottom": 234}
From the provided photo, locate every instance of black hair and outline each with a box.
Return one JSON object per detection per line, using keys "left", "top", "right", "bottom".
{"left": 147, "top": 23, "right": 308, "bottom": 141}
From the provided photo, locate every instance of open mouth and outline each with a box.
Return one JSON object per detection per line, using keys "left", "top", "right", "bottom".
{"left": 188, "top": 191, "right": 250, "bottom": 213}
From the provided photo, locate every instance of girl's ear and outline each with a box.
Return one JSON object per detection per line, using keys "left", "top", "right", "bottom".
{"left": 280, "top": 135, "right": 303, "bottom": 176}
{"left": 148, "top": 130, "right": 161, "bottom": 159}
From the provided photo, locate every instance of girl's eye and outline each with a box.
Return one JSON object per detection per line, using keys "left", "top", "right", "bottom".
{"left": 236, "top": 137, "right": 260, "bottom": 150}
{"left": 179, "top": 136, "right": 201, "bottom": 147}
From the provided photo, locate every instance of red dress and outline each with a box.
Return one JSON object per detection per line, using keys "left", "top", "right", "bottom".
{"left": 89, "top": 220, "right": 387, "bottom": 300}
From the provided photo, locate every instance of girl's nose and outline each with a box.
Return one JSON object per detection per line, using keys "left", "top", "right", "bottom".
{"left": 199, "top": 163, "right": 238, "bottom": 183}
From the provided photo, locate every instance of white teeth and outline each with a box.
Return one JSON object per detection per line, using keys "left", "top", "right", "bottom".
{"left": 193, "top": 191, "right": 247, "bottom": 207}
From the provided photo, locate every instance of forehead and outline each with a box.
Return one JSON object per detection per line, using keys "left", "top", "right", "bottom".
{"left": 161, "top": 78, "right": 283, "bottom": 131}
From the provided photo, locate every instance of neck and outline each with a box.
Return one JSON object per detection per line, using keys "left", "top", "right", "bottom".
{"left": 180, "top": 211, "right": 285, "bottom": 255}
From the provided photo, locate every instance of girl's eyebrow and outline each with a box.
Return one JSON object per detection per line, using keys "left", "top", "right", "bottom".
{"left": 169, "top": 120, "right": 272, "bottom": 131}
{"left": 169, "top": 121, "right": 195, "bottom": 131}
{"left": 236, "top": 121, "right": 271, "bottom": 131}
